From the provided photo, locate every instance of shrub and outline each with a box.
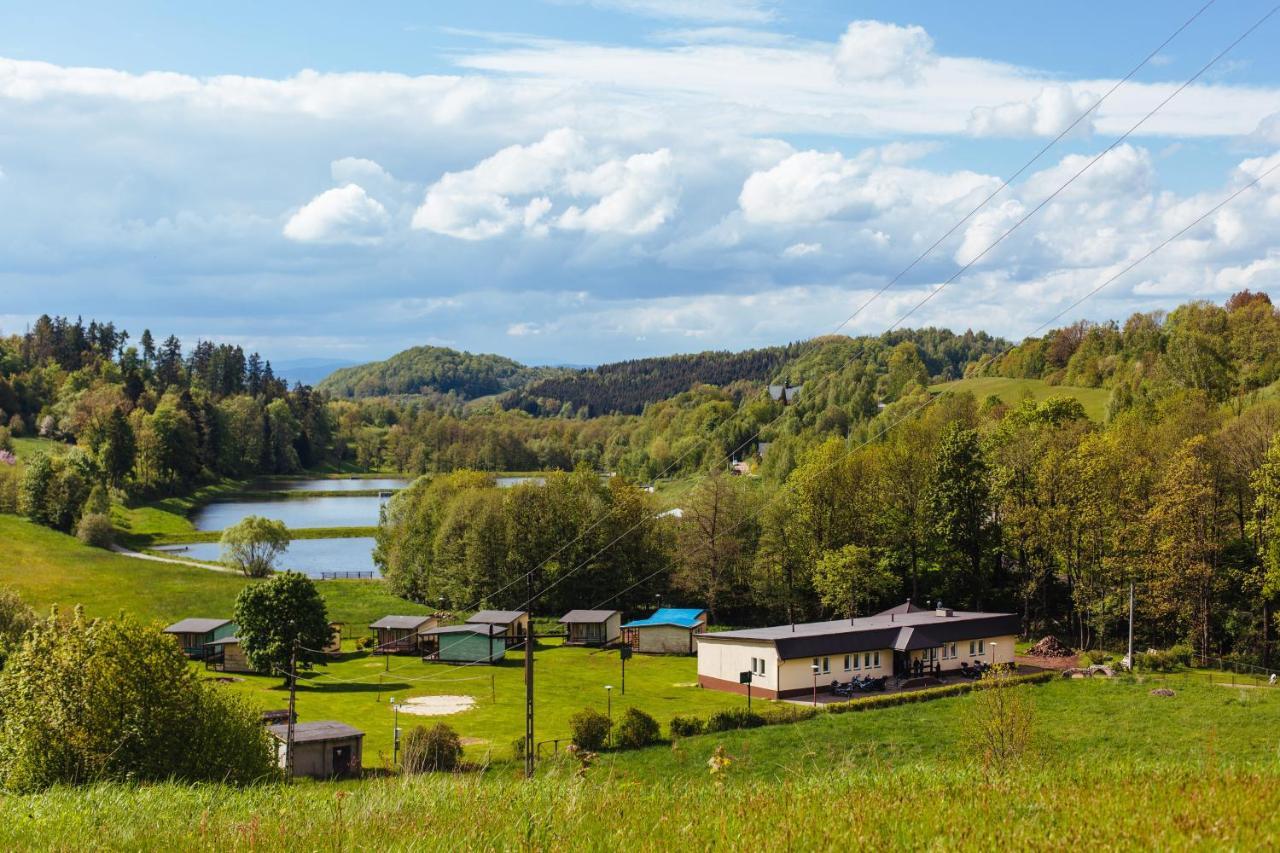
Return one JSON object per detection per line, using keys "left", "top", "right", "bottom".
{"left": 75, "top": 513, "right": 114, "bottom": 548}
{"left": 615, "top": 708, "right": 661, "bottom": 749}
{"left": 356, "top": 635, "right": 379, "bottom": 651}
{"left": 568, "top": 707, "right": 612, "bottom": 751}
{"left": 706, "top": 708, "right": 765, "bottom": 733}
{"left": 0, "top": 465, "right": 19, "bottom": 514}
{"left": 964, "top": 668, "right": 1035, "bottom": 769}
{"left": 0, "top": 426, "right": 12, "bottom": 453}
{"left": 1079, "top": 650, "right": 1113, "bottom": 667}
{"left": 0, "top": 611, "right": 276, "bottom": 791}
{"left": 759, "top": 705, "right": 818, "bottom": 726}
{"left": 1167, "top": 644, "right": 1194, "bottom": 667}
{"left": 402, "top": 723, "right": 462, "bottom": 773}
{"left": 669, "top": 714, "right": 705, "bottom": 738}
{"left": 0, "top": 587, "right": 36, "bottom": 671}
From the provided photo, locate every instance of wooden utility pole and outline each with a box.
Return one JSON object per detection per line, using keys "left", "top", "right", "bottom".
{"left": 1126, "top": 582, "right": 1135, "bottom": 669}
{"left": 524, "top": 573, "right": 535, "bottom": 779}
{"left": 286, "top": 637, "right": 298, "bottom": 780}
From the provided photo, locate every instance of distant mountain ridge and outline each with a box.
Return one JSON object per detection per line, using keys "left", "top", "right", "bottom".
{"left": 316, "top": 345, "right": 558, "bottom": 399}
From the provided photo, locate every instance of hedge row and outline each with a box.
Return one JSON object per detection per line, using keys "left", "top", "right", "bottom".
{"left": 824, "top": 671, "right": 1056, "bottom": 714}
{"left": 664, "top": 671, "right": 1054, "bottom": 740}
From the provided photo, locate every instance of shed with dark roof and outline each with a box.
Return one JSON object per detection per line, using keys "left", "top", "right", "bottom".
{"left": 268, "top": 721, "right": 363, "bottom": 779}
{"left": 559, "top": 610, "right": 622, "bottom": 646}
{"left": 369, "top": 615, "right": 439, "bottom": 654}
{"left": 420, "top": 623, "right": 507, "bottom": 663}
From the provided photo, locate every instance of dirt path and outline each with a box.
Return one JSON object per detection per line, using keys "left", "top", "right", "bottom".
{"left": 109, "top": 544, "right": 239, "bottom": 574}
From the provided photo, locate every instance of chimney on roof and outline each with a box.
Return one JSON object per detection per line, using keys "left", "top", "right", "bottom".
{"left": 935, "top": 601, "right": 953, "bottom": 617}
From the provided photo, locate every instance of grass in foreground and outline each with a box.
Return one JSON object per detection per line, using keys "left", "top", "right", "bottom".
{"left": 0, "top": 515, "right": 425, "bottom": 629}
{"left": 930, "top": 376, "right": 1111, "bottom": 421}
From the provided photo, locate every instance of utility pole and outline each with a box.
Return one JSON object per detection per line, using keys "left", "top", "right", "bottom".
{"left": 286, "top": 636, "right": 298, "bottom": 780}
{"left": 524, "top": 573, "right": 535, "bottom": 779}
{"left": 1126, "top": 581, "right": 1135, "bottom": 670}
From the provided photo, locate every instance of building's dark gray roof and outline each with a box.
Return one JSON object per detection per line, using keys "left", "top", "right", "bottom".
{"left": 696, "top": 604, "right": 1019, "bottom": 661}
{"left": 559, "top": 609, "right": 619, "bottom": 624}
{"left": 421, "top": 623, "right": 506, "bottom": 637}
{"left": 163, "top": 618, "right": 232, "bottom": 634}
{"left": 267, "top": 721, "right": 363, "bottom": 743}
{"left": 205, "top": 636, "right": 240, "bottom": 646}
{"left": 467, "top": 610, "right": 526, "bottom": 625}
{"left": 369, "top": 615, "right": 435, "bottom": 630}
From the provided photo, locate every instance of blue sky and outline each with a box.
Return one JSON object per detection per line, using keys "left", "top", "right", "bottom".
{"left": 2, "top": 0, "right": 1279, "bottom": 367}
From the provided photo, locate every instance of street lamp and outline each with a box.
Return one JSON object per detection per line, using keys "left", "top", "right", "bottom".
{"left": 390, "top": 696, "right": 401, "bottom": 767}
{"left": 605, "top": 685, "right": 614, "bottom": 747}
{"left": 989, "top": 642, "right": 997, "bottom": 674}
{"left": 810, "top": 664, "right": 819, "bottom": 707}
{"left": 654, "top": 593, "right": 662, "bottom": 613}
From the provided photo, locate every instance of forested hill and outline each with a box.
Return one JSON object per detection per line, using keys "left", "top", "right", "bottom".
{"left": 505, "top": 344, "right": 812, "bottom": 416}
{"left": 316, "top": 346, "right": 556, "bottom": 399}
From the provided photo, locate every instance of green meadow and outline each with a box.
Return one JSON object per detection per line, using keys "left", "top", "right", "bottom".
{"left": 929, "top": 376, "right": 1111, "bottom": 421}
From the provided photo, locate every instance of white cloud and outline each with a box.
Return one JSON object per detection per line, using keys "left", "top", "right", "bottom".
{"left": 968, "top": 84, "right": 1097, "bottom": 138}
{"left": 283, "top": 184, "right": 389, "bottom": 244}
{"left": 833, "top": 20, "right": 935, "bottom": 84}
{"left": 413, "top": 128, "right": 677, "bottom": 239}
{"left": 330, "top": 157, "right": 398, "bottom": 194}
{"left": 783, "top": 242, "right": 821, "bottom": 258}
{"left": 558, "top": 149, "right": 677, "bottom": 235}
{"left": 507, "top": 321, "right": 543, "bottom": 336}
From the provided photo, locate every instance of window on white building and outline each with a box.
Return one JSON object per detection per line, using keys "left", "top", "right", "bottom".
{"left": 969, "top": 640, "right": 976, "bottom": 656}
{"left": 978, "top": 640, "right": 986, "bottom": 655}
{"left": 949, "top": 642, "right": 957, "bottom": 658}
{"left": 822, "top": 657, "right": 830, "bottom": 674}
{"left": 873, "top": 651, "right": 880, "bottom": 667}
{"left": 843, "top": 654, "right": 851, "bottom": 671}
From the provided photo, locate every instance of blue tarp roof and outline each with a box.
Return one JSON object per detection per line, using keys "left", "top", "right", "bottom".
{"left": 622, "top": 608, "right": 705, "bottom": 629}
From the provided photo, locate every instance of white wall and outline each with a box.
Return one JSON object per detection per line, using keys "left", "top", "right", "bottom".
{"left": 697, "top": 639, "right": 776, "bottom": 689}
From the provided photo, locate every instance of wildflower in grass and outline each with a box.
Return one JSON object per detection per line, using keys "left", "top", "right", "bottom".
{"left": 708, "top": 744, "right": 733, "bottom": 778}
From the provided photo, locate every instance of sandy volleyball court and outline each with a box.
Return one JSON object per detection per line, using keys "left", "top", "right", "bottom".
{"left": 398, "top": 695, "right": 476, "bottom": 716}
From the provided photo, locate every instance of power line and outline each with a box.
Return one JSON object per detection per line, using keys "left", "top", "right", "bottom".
{"left": 425, "top": 0, "right": 1229, "bottom": 619}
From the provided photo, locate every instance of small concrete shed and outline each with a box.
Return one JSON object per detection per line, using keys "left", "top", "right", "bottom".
{"left": 268, "top": 721, "right": 364, "bottom": 779}
{"left": 622, "top": 608, "right": 708, "bottom": 655}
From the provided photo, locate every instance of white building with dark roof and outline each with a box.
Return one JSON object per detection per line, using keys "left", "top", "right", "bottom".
{"left": 465, "top": 610, "right": 529, "bottom": 647}
{"left": 696, "top": 601, "right": 1019, "bottom": 699}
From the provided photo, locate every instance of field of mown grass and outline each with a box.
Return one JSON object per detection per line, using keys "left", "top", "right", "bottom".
{"left": 930, "top": 376, "right": 1111, "bottom": 421}
{"left": 3, "top": 677, "right": 1280, "bottom": 850}
{"left": 0, "top": 516, "right": 427, "bottom": 629}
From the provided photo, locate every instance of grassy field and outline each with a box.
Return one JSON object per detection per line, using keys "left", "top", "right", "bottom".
{"left": 0, "top": 516, "right": 426, "bottom": 629}
{"left": 930, "top": 376, "right": 1111, "bottom": 421}
{"left": 10, "top": 436, "right": 59, "bottom": 460}
{"left": 211, "top": 640, "right": 746, "bottom": 765}
{"left": 3, "top": 676, "right": 1280, "bottom": 849}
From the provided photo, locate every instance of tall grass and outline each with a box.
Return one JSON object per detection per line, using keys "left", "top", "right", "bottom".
{"left": 3, "top": 760, "right": 1278, "bottom": 850}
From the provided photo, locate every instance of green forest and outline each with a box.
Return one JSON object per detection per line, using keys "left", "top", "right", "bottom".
{"left": 7, "top": 292, "right": 1280, "bottom": 667}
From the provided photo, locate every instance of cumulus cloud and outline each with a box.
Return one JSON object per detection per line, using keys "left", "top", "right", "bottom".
{"left": 833, "top": 20, "right": 935, "bottom": 84}
{"left": 783, "top": 242, "right": 821, "bottom": 257}
{"left": 413, "top": 128, "right": 677, "bottom": 239}
{"left": 968, "top": 84, "right": 1097, "bottom": 138}
{"left": 283, "top": 184, "right": 389, "bottom": 244}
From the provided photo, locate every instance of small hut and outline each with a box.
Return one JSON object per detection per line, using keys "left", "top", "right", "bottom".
{"left": 559, "top": 610, "right": 622, "bottom": 646}
{"left": 369, "top": 615, "right": 438, "bottom": 654}
{"left": 268, "top": 721, "right": 363, "bottom": 779}
{"left": 163, "top": 618, "right": 237, "bottom": 659}
{"left": 622, "top": 608, "right": 708, "bottom": 655}
{"left": 204, "top": 636, "right": 256, "bottom": 674}
{"left": 420, "top": 623, "right": 507, "bottom": 664}
{"left": 465, "top": 610, "right": 529, "bottom": 648}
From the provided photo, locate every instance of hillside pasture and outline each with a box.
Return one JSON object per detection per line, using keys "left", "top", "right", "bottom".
{"left": 929, "top": 376, "right": 1111, "bottom": 421}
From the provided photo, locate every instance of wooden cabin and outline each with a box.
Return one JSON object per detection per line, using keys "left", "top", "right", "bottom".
{"left": 369, "top": 615, "right": 439, "bottom": 654}
{"left": 465, "top": 610, "right": 529, "bottom": 648}
{"left": 559, "top": 610, "right": 622, "bottom": 646}
{"left": 204, "top": 636, "right": 256, "bottom": 674}
{"left": 420, "top": 623, "right": 507, "bottom": 664}
{"left": 163, "top": 618, "right": 237, "bottom": 659}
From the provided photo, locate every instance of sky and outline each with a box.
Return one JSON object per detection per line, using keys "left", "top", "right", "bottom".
{"left": 2, "top": 0, "right": 1279, "bottom": 368}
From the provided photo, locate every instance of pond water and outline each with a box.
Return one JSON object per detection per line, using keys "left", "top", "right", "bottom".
{"left": 496, "top": 476, "right": 546, "bottom": 487}
{"left": 156, "top": 537, "right": 379, "bottom": 578}
{"left": 189, "top": 494, "right": 389, "bottom": 530}
{"left": 260, "top": 477, "right": 414, "bottom": 492}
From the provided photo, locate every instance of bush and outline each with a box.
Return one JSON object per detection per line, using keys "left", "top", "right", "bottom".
{"left": 615, "top": 708, "right": 661, "bottom": 750}
{"left": 669, "top": 714, "right": 705, "bottom": 738}
{"left": 0, "top": 465, "right": 19, "bottom": 515}
{"left": 0, "top": 611, "right": 275, "bottom": 791}
{"left": 75, "top": 513, "right": 114, "bottom": 548}
{"left": 759, "top": 705, "right": 818, "bottom": 726}
{"left": 0, "top": 426, "right": 12, "bottom": 453}
{"left": 402, "top": 723, "right": 462, "bottom": 773}
{"left": 568, "top": 707, "right": 612, "bottom": 751}
{"left": 827, "top": 672, "right": 1055, "bottom": 714}
{"left": 1135, "top": 647, "right": 1191, "bottom": 672}
{"left": 706, "top": 708, "right": 765, "bottom": 733}
{"left": 1079, "top": 650, "right": 1113, "bottom": 667}
{"left": 356, "top": 635, "right": 379, "bottom": 651}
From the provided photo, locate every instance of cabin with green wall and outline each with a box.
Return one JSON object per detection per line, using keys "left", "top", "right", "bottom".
{"left": 421, "top": 624, "right": 506, "bottom": 664}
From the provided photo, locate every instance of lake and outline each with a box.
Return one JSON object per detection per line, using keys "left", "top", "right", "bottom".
{"left": 189, "top": 494, "right": 389, "bottom": 530}
{"left": 156, "top": 537, "right": 379, "bottom": 578}
{"left": 497, "top": 476, "right": 546, "bottom": 487}
{"left": 259, "top": 477, "right": 415, "bottom": 492}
